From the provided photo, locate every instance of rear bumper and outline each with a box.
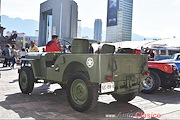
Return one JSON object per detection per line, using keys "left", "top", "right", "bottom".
{"left": 112, "top": 80, "right": 142, "bottom": 95}
{"left": 110, "top": 75, "right": 146, "bottom": 95}
{"left": 115, "top": 84, "right": 140, "bottom": 95}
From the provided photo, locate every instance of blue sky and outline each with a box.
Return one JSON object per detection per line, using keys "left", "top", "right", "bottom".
{"left": 1, "top": 0, "right": 180, "bottom": 38}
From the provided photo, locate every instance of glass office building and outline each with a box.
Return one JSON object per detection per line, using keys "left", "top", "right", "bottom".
{"left": 106, "top": 0, "right": 133, "bottom": 42}
{"left": 94, "top": 19, "right": 102, "bottom": 41}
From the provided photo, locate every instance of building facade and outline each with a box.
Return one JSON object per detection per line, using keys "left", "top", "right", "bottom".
{"left": 94, "top": 19, "right": 102, "bottom": 41}
{"left": 106, "top": 0, "right": 133, "bottom": 42}
{"left": 39, "top": 0, "right": 78, "bottom": 46}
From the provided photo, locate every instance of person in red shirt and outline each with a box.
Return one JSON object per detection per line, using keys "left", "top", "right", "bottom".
{"left": 46, "top": 35, "right": 62, "bottom": 52}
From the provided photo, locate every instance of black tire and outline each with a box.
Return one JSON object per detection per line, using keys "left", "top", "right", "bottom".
{"left": 19, "top": 66, "right": 35, "bottom": 94}
{"left": 141, "top": 70, "right": 161, "bottom": 94}
{"left": 161, "top": 76, "right": 176, "bottom": 89}
{"left": 67, "top": 72, "right": 98, "bottom": 112}
{"left": 112, "top": 92, "right": 137, "bottom": 103}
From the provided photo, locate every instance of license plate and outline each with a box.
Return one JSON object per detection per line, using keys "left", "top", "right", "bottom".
{"left": 101, "top": 82, "right": 115, "bottom": 93}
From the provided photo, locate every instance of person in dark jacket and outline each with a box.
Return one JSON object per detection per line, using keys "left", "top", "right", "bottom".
{"left": 89, "top": 43, "right": 94, "bottom": 53}
{"left": 148, "top": 49, "right": 155, "bottom": 61}
{"left": 2, "top": 44, "right": 11, "bottom": 67}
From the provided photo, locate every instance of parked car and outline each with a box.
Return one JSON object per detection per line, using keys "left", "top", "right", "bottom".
{"left": 141, "top": 61, "right": 180, "bottom": 94}
{"left": 159, "top": 53, "right": 180, "bottom": 71}
{"left": 155, "top": 55, "right": 171, "bottom": 61}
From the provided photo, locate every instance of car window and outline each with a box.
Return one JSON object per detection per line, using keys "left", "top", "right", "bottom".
{"left": 170, "top": 54, "right": 176, "bottom": 59}
{"left": 176, "top": 55, "right": 180, "bottom": 61}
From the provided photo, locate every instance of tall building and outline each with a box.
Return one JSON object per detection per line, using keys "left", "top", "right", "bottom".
{"left": 94, "top": 19, "right": 102, "bottom": 41}
{"left": 39, "top": 0, "right": 78, "bottom": 46}
{"left": 77, "top": 20, "right": 82, "bottom": 38}
{"left": 106, "top": 0, "right": 133, "bottom": 42}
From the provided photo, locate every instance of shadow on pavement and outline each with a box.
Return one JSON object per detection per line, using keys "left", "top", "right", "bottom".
{"left": 0, "top": 68, "right": 12, "bottom": 71}
{"left": 139, "top": 88, "right": 180, "bottom": 105}
{"left": 0, "top": 86, "right": 148, "bottom": 119}
{"left": 9, "top": 79, "right": 18, "bottom": 83}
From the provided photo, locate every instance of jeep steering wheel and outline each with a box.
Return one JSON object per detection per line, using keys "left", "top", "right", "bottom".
{"left": 58, "top": 39, "right": 71, "bottom": 53}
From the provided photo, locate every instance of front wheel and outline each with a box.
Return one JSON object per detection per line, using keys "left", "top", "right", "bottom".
{"left": 112, "top": 92, "right": 137, "bottom": 103}
{"left": 141, "top": 70, "right": 161, "bottom": 94}
{"left": 19, "top": 66, "right": 35, "bottom": 94}
{"left": 67, "top": 72, "right": 98, "bottom": 112}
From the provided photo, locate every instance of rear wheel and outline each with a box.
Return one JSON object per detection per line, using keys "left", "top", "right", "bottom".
{"left": 141, "top": 70, "right": 161, "bottom": 94}
{"left": 112, "top": 92, "right": 137, "bottom": 103}
{"left": 67, "top": 72, "right": 98, "bottom": 112}
{"left": 19, "top": 66, "right": 35, "bottom": 94}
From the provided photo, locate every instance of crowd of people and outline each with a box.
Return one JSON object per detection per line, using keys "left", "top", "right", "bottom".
{"left": 0, "top": 35, "right": 63, "bottom": 69}
{"left": 1, "top": 41, "right": 40, "bottom": 69}
{"left": 0, "top": 35, "right": 157, "bottom": 69}
{"left": 0, "top": 34, "right": 103, "bottom": 69}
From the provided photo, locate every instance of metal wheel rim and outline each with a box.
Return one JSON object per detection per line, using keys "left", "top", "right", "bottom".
{"left": 20, "top": 71, "right": 28, "bottom": 90}
{"left": 70, "top": 79, "right": 88, "bottom": 105}
{"left": 142, "top": 76, "right": 154, "bottom": 90}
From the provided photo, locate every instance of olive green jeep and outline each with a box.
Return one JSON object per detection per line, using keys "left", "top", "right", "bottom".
{"left": 18, "top": 39, "right": 148, "bottom": 112}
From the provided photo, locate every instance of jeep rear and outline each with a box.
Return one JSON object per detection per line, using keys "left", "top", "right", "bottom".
{"left": 18, "top": 39, "right": 149, "bottom": 112}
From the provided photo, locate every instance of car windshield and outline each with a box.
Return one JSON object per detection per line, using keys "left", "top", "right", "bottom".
{"left": 170, "top": 54, "right": 176, "bottom": 59}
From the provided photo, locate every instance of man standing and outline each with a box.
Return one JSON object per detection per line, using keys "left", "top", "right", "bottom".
{"left": 29, "top": 41, "right": 39, "bottom": 52}
{"left": 2, "top": 44, "right": 11, "bottom": 67}
{"left": 46, "top": 35, "right": 62, "bottom": 52}
{"left": 95, "top": 41, "right": 102, "bottom": 54}
{"left": 10, "top": 44, "right": 17, "bottom": 69}
{"left": 89, "top": 43, "right": 94, "bottom": 53}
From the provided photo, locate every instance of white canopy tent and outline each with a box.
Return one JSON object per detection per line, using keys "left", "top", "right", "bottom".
{"left": 92, "top": 38, "right": 180, "bottom": 52}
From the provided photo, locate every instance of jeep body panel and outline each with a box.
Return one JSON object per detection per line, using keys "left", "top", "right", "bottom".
{"left": 26, "top": 52, "right": 148, "bottom": 95}
{"left": 18, "top": 37, "right": 150, "bottom": 112}
{"left": 21, "top": 39, "right": 149, "bottom": 96}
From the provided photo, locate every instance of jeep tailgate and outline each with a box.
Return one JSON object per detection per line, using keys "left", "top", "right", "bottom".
{"left": 114, "top": 54, "right": 148, "bottom": 74}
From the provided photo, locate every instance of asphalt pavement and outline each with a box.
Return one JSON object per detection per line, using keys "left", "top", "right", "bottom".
{"left": 0, "top": 63, "right": 180, "bottom": 120}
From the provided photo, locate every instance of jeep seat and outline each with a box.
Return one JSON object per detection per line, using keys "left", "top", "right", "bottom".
{"left": 71, "top": 39, "right": 89, "bottom": 54}
{"left": 101, "top": 44, "right": 115, "bottom": 54}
